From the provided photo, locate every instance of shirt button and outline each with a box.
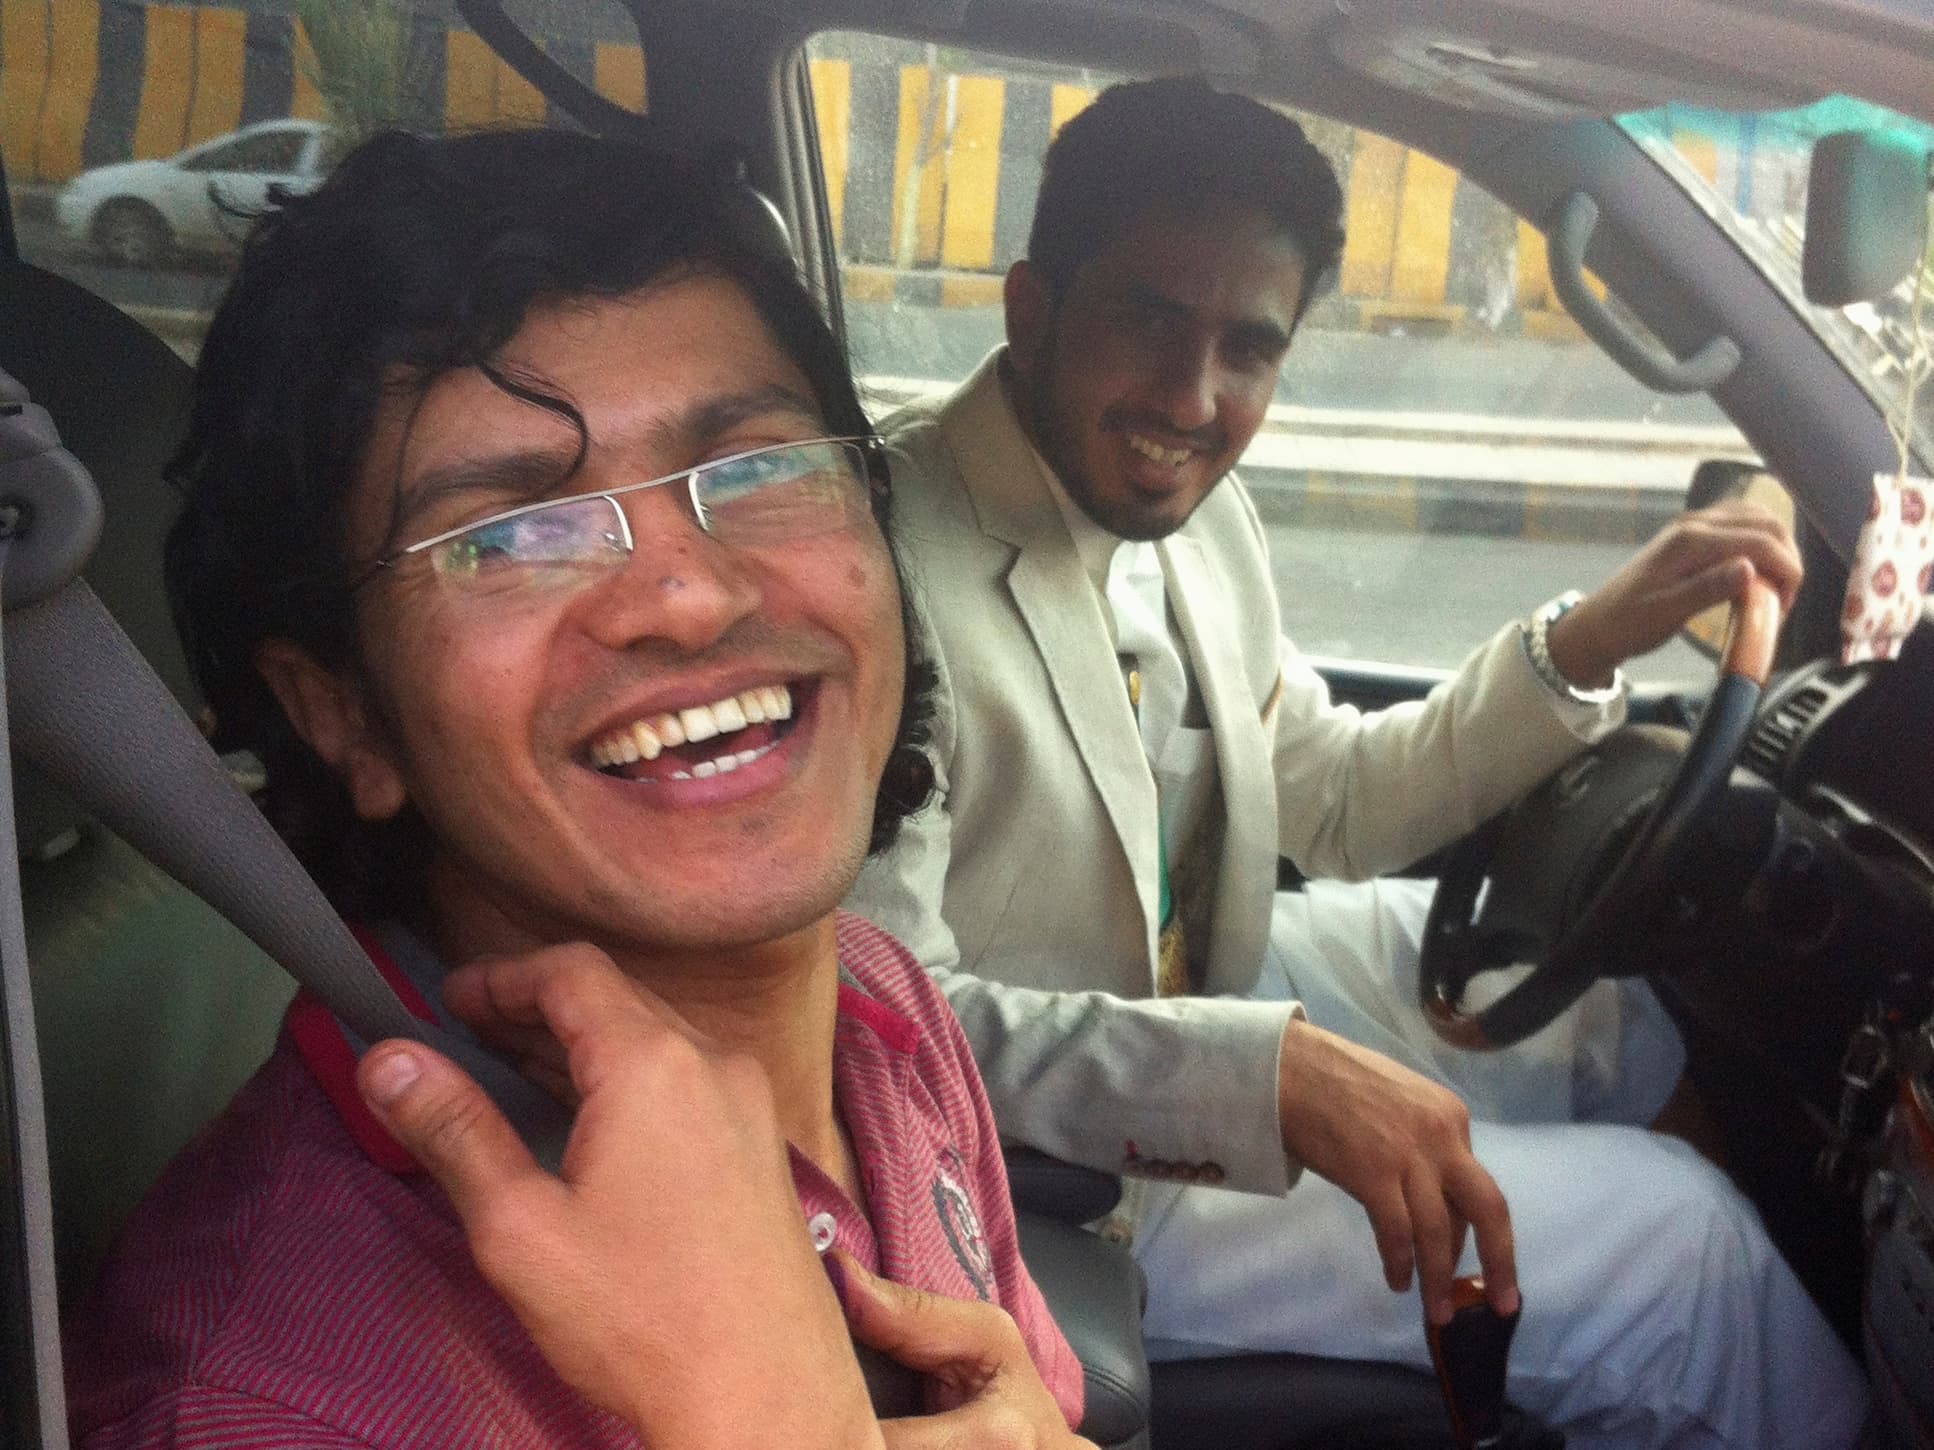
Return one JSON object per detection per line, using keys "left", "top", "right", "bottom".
{"left": 808, "top": 1212, "right": 838, "bottom": 1252}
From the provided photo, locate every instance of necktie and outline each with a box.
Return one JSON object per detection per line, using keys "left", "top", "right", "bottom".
{"left": 1106, "top": 543, "right": 1193, "bottom": 995}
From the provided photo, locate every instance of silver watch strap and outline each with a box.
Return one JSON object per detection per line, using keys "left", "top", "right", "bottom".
{"left": 1520, "top": 591, "right": 1625, "bottom": 706}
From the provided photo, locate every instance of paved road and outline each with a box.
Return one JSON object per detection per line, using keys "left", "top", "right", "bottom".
{"left": 16, "top": 217, "right": 232, "bottom": 314}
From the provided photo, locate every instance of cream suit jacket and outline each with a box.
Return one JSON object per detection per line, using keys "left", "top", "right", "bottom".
{"left": 847, "top": 352, "right": 1622, "bottom": 1194}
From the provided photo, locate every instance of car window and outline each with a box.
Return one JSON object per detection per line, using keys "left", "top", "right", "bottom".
{"left": 181, "top": 129, "right": 309, "bottom": 175}
{"left": 805, "top": 32, "right": 1728, "bottom": 688}
{"left": 1620, "top": 99, "right": 1934, "bottom": 474}
{"left": 2, "top": 8, "right": 647, "bottom": 354}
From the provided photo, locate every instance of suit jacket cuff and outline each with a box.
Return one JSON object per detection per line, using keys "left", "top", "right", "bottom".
{"left": 1107, "top": 997, "right": 1305, "bottom": 1198}
{"left": 1490, "top": 620, "right": 1628, "bottom": 742}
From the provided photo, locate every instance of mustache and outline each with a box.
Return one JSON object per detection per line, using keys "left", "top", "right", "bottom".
{"left": 1099, "top": 408, "right": 1222, "bottom": 454}
{"left": 548, "top": 619, "right": 844, "bottom": 737}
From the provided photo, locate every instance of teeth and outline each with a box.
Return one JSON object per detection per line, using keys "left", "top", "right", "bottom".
{"left": 590, "top": 683, "right": 794, "bottom": 772}
{"left": 707, "top": 750, "right": 758, "bottom": 784}
{"left": 1126, "top": 433, "right": 1190, "bottom": 467}
{"left": 637, "top": 740, "right": 775, "bottom": 783}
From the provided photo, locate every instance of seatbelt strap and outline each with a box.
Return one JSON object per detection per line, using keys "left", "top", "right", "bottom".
{"left": 0, "top": 375, "right": 571, "bottom": 1444}
{"left": 0, "top": 527, "right": 66, "bottom": 1448}
{"left": 6, "top": 581, "right": 572, "bottom": 1157}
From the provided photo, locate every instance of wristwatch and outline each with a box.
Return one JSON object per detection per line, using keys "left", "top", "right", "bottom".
{"left": 1520, "top": 591, "right": 1626, "bottom": 706}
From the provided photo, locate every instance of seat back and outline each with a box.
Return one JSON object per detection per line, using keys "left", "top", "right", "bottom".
{"left": 0, "top": 255, "right": 292, "bottom": 1303}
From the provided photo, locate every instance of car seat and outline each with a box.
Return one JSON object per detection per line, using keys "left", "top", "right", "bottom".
{"left": 0, "top": 156, "right": 1163, "bottom": 1450}
{"left": 0, "top": 138, "right": 1553, "bottom": 1450}
{"left": 0, "top": 181, "right": 296, "bottom": 1311}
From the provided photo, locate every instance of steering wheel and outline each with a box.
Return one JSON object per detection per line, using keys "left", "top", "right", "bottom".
{"left": 1420, "top": 577, "right": 1783, "bottom": 1050}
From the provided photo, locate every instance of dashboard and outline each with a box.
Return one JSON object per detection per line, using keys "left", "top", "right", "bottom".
{"left": 1640, "top": 625, "right": 1934, "bottom": 1342}
{"left": 1654, "top": 627, "right": 1933, "bottom": 1105}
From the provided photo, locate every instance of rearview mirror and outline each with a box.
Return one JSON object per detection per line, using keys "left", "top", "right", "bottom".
{"left": 1680, "top": 460, "right": 1796, "bottom": 658}
{"left": 1802, "top": 130, "right": 1930, "bottom": 307}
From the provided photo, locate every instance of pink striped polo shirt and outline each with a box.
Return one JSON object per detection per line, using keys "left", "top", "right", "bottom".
{"left": 65, "top": 912, "right": 1083, "bottom": 1444}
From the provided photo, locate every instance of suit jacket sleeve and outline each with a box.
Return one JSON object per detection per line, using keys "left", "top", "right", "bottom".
{"left": 849, "top": 605, "right": 1302, "bottom": 1197}
{"left": 1229, "top": 487, "right": 1627, "bottom": 881}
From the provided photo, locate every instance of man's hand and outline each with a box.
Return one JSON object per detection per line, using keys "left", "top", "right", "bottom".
{"left": 1275, "top": 1017, "right": 1517, "bottom": 1327}
{"left": 355, "top": 944, "right": 882, "bottom": 1449}
{"left": 832, "top": 1251, "right": 1095, "bottom": 1450}
{"left": 1546, "top": 499, "right": 1803, "bottom": 689}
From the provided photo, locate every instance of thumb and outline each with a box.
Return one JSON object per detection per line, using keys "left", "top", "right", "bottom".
{"left": 830, "top": 1250, "right": 1014, "bottom": 1376}
{"left": 357, "top": 1040, "right": 550, "bottom": 1222}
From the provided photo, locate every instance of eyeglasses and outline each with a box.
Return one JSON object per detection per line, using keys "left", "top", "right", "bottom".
{"left": 359, "top": 435, "right": 879, "bottom": 598}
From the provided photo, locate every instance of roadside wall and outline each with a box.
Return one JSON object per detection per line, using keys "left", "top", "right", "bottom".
{"left": 0, "top": 0, "right": 1586, "bottom": 333}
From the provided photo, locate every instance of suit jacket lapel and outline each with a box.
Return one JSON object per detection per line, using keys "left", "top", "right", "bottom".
{"left": 938, "top": 354, "right": 1164, "bottom": 955}
{"left": 1158, "top": 533, "right": 1274, "bottom": 991}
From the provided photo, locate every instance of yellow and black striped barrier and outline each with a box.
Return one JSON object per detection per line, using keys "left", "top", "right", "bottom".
{"left": 0, "top": 0, "right": 642, "bottom": 180}
{"left": 0, "top": 1, "right": 1638, "bottom": 332}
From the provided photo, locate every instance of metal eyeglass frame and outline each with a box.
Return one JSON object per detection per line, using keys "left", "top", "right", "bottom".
{"left": 353, "top": 434, "right": 882, "bottom": 590}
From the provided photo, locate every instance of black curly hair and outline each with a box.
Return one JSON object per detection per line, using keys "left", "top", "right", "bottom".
{"left": 165, "top": 126, "right": 933, "bottom": 921}
{"left": 1027, "top": 76, "right": 1345, "bottom": 319}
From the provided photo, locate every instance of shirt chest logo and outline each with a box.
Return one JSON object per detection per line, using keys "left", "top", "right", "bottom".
{"left": 933, "top": 1160, "right": 994, "bottom": 1300}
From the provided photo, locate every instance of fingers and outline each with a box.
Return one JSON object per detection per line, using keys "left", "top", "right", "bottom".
{"left": 442, "top": 946, "right": 687, "bottom": 1101}
{"left": 1564, "top": 498, "right": 1803, "bottom": 675}
{"left": 1401, "top": 1153, "right": 1513, "bottom": 1326}
{"left": 833, "top": 1250, "right": 1020, "bottom": 1377}
{"left": 1667, "top": 504, "right": 1803, "bottom": 612}
{"left": 1643, "top": 556, "right": 1758, "bottom": 628}
{"left": 840, "top": 1253, "right": 1087, "bottom": 1449}
{"left": 1445, "top": 1156, "right": 1519, "bottom": 1318}
{"left": 879, "top": 1406, "right": 1076, "bottom": 1450}
{"left": 1406, "top": 1163, "right": 1458, "bottom": 1323}
{"left": 357, "top": 1039, "right": 555, "bottom": 1226}
{"left": 1360, "top": 1185, "right": 1416, "bottom": 1295}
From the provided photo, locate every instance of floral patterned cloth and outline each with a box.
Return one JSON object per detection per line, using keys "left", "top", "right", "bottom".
{"left": 1842, "top": 471, "right": 1933, "bottom": 663}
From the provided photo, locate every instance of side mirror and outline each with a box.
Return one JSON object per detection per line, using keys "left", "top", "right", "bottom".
{"left": 1680, "top": 460, "right": 1797, "bottom": 660}
{"left": 1802, "top": 130, "right": 1931, "bottom": 308}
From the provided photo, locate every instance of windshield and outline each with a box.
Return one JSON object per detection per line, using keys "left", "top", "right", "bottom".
{"left": 1620, "top": 98, "right": 1933, "bottom": 473}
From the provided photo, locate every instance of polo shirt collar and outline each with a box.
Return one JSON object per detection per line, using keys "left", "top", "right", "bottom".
{"left": 288, "top": 923, "right": 925, "bottom": 1176}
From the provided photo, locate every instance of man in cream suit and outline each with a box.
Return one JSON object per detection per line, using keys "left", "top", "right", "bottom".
{"left": 847, "top": 78, "right": 1867, "bottom": 1448}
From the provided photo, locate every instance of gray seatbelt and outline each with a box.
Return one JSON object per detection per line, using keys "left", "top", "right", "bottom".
{"left": 0, "top": 374, "right": 79, "bottom": 1450}
{"left": 0, "top": 368, "right": 570, "bottom": 1446}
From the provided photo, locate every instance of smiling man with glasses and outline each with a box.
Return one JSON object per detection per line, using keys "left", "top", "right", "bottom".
{"left": 63, "top": 128, "right": 1088, "bottom": 1448}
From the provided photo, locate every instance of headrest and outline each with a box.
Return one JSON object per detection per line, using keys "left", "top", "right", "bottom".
{"left": 0, "top": 261, "right": 197, "bottom": 855}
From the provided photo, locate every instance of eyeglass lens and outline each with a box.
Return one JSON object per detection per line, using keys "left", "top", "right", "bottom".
{"left": 428, "top": 439, "right": 867, "bottom": 593}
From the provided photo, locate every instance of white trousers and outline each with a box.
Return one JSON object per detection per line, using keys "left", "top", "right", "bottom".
{"left": 1260, "top": 877, "right": 1688, "bottom": 1129}
{"left": 1130, "top": 880, "right": 1871, "bottom": 1450}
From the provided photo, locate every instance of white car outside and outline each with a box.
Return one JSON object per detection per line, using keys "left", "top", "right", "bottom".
{"left": 53, "top": 120, "right": 330, "bottom": 268}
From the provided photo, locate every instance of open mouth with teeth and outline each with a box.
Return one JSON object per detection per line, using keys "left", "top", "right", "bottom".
{"left": 1124, "top": 432, "right": 1194, "bottom": 469}
{"left": 586, "top": 682, "right": 803, "bottom": 784}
